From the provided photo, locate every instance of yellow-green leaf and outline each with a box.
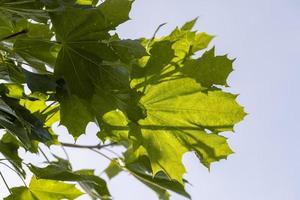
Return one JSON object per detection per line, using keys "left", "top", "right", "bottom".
{"left": 5, "top": 176, "right": 83, "bottom": 200}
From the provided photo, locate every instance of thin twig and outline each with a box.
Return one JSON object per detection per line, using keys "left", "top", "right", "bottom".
{"left": 89, "top": 149, "right": 113, "bottom": 161}
{"left": 61, "top": 142, "right": 117, "bottom": 149}
{"left": 102, "top": 147, "right": 122, "bottom": 158}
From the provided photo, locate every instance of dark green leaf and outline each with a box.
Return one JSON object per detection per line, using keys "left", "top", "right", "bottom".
{"left": 24, "top": 70, "right": 57, "bottom": 93}
{"left": 104, "top": 160, "right": 122, "bottom": 179}
{"left": 0, "top": 132, "right": 25, "bottom": 177}
{"left": 59, "top": 93, "right": 93, "bottom": 138}
{"left": 182, "top": 48, "right": 234, "bottom": 87}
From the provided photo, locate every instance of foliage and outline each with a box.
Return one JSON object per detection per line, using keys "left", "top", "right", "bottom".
{"left": 0, "top": 0, "right": 245, "bottom": 199}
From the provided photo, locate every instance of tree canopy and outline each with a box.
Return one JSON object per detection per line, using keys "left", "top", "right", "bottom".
{"left": 0, "top": 0, "right": 245, "bottom": 199}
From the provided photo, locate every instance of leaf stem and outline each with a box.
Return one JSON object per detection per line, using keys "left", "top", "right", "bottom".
{"left": 0, "top": 171, "right": 11, "bottom": 194}
{"left": 124, "top": 167, "right": 171, "bottom": 193}
{"left": 0, "top": 158, "right": 30, "bottom": 167}
{"left": 0, "top": 30, "right": 28, "bottom": 42}
{"left": 0, "top": 162, "right": 27, "bottom": 187}
{"left": 61, "top": 146, "right": 71, "bottom": 163}
{"left": 40, "top": 101, "right": 58, "bottom": 115}
{"left": 148, "top": 23, "right": 167, "bottom": 48}
{"left": 81, "top": 144, "right": 172, "bottom": 193}
{"left": 39, "top": 147, "right": 51, "bottom": 163}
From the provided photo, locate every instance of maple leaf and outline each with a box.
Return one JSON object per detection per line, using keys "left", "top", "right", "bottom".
{"left": 103, "top": 78, "right": 245, "bottom": 183}
{"left": 5, "top": 176, "right": 83, "bottom": 200}
{"left": 0, "top": 1, "right": 246, "bottom": 199}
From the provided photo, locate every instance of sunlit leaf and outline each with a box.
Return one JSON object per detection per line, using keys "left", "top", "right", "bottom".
{"left": 30, "top": 164, "right": 111, "bottom": 199}
{"left": 4, "top": 176, "right": 83, "bottom": 200}
{"left": 0, "top": 1, "right": 245, "bottom": 199}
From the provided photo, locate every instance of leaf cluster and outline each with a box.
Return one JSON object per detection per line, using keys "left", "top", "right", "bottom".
{"left": 0, "top": 0, "right": 245, "bottom": 199}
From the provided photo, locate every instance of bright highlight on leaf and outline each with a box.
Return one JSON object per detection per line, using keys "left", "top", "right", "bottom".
{"left": 0, "top": 0, "right": 245, "bottom": 199}
{"left": 5, "top": 176, "right": 83, "bottom": 200}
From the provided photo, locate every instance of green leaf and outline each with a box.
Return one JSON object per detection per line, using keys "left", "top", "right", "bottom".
{"left": 76, "top": 169, "right": 111, "bottom": 200}
{"left": 98, "top": 0, "right": 133, "bottom": 28}
{"left": 4, "top": 187, "right": 33, "bottom": 200}
{"left": 166, "top": 25, "right": 213, "bottom": 58}
{"left": 127, "top": 166, "right": 187, "bottom": 199}
{"left": 0, "top": 13, "right": 17, "bottom": 39}
{"left": 111, "top": 39, "right": 147, "bottom": 64}
{"left": 103, "top": 156, "right": 188, "bottom": 199}
{"left": 0, "top": 2, "right": 246, "bottom": 198}
{"left": 0, "top": 132, "right": 25, "bottom": 177}
{"left": 104, "top": 160, "right": 122, "bottom": 179}
{"left": 181, "top": 18, "right": 198, "bottom": 31}
{"left": 30, "top": 164, "right": 111, "bottom": 199}
{"left": 13, "top": 21, "right": 59, "bottom": 68}
{"left": 143, "top": 40, "right": 175, "bottom": 76}
{"left": 0, "top": 60, "right": 25, "bottom": 83}
{"left": 14, "top": 39, "right": 60, "bottom": 72}
{"left": 4, "top": 176, "right": 83, "bottom": 200}
{"left": 182, "top": 48, "right": 234, "bottom": 87}
{"left": 0, "top": 84, "right": 56, "bottom": 149}
{"left": 75, "top": 0, "right": 94, "bottom": 5}
{"left": 138, "top": 78, "right": 244, "bottom": 177}
{"left": 50, "top": 0, "right": 132, "bottom": 98}
{"left": 0, "top": 97, "right": 32, "bottom": 149}
{"left": 104, "top": 78, "right": 245, "bottom": 183}
{"left": 59, "top": 94, "right": 93, "bottom": 138}
{"left": 140, "top": 78, "right": 244, "bottom": 131}
{"left": 1, "top": 93, "right": 52, "bottom": 143}
{"left": 132, "top": 22, "right": 213, "bottom": 89}
{"left": 46, "top": 0, "right": 145, "bottom": 138}
{"left": 19, "top": 94, "right": 60, "bottom": 129}
{"left": 97, "top": 109, "right": 130, "bottom": 142}
{"left": 49, "top": 5, "right": 118, "bottom": 99}
{"left": 0, "top": 0, "right": 48, "bottom": 23}
{"left": 0, "top": 13, "right": 29, "bottom": 41}
{"left": 24, "top": 70, "right": 57, "bottom": 93}
{"left": 50, "top": 0, "right": 131, "bottom": 41}
{"left": 0, "top": 14, "right": 55, "bottom": 72}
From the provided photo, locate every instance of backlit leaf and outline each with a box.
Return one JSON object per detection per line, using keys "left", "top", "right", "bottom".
{"left": 5, "top": 176, "right": 83, "bottom": 200}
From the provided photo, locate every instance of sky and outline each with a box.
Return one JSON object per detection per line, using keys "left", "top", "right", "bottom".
{"left": 1, "top": 0, "right": 300, "bottom": 200}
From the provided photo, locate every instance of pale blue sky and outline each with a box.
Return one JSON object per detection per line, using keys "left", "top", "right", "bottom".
{"left": 1, "top": 0, "right": 299, "bottom": 199}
